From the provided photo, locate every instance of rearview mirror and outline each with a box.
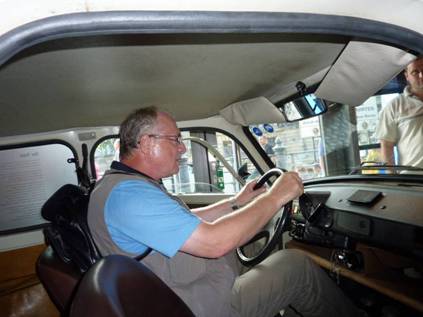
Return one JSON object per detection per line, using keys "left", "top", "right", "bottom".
{"left": 280, "top": 94, "right": 327, "bottom": 122}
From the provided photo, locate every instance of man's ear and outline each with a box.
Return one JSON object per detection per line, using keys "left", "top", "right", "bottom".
{"left": 404, "top": 69, "right": 409, "bottom": 81}
{"left": 137, "top": 135, "right": 151, "bottom": 154}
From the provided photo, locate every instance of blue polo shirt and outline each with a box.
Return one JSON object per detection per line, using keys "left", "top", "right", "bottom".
{"left": 105, "top": 180, "right": 201, "bottom": 257}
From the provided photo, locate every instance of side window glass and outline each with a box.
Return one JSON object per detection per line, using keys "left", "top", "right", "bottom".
{"left": 93, "top": 133, "right": 257, "bottom": 193}
{"left": 355, "top": 93, "right": 399, "bottom": 164}
{"left": 163, "top": 131, "right": 257, "bottom": 194}
{"left": 0, "top": 143, "right": 77, "bottom": 233}
{"left": 93, "top": 137, "right": 119, "bottom": 179}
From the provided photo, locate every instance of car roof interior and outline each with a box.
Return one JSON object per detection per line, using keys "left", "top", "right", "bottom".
{"left": 0, "top": 13, "right": 418, "bottom": 138}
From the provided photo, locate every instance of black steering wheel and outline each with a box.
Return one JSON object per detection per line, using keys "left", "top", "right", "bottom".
{"left": 236, "top": 168, "right": 292, "bottom": 267}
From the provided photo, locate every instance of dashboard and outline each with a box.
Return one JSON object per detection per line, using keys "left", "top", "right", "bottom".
{"left": 291, "top": 181, "right": 423, "bottom": 261}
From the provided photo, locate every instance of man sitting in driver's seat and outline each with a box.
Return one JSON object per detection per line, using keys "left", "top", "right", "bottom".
{"left": 87, "top": 106, "right": 359, "bottom": 317}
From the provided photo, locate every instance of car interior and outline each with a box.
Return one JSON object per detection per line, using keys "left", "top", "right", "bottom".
{"left": 0, "top": 5, "right": 422, "bottom": 317}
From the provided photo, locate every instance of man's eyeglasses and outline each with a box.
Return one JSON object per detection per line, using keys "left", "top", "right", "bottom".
{"left": 409, "top": 69, "right": 423, "bottom": 77}
{"left": 147, "top": 134, "right": 184, "bottom": 145}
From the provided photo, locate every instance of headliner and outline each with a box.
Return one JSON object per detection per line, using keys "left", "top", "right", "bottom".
{"left": 0, "top": 33, "right": 346, "bottom": 136}
{"left": 0, "top": 10, "right": 421, "bottom": 138}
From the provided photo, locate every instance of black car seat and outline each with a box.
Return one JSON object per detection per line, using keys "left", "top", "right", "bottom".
{"left": 36, "top": 184, "right": 99, "bottom": 315}
{"left": 36, "top": 246, "right": 81, "bottom": 315}
{"left": 41, "top": 184, "right": 101, "bottom": 273}
{"left": 69, "top": 254, "right": 194, "bottom": 317}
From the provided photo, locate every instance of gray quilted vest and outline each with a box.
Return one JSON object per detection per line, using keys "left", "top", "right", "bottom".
{"left": 87, "top": 169, "right": 239, "bottom": 317}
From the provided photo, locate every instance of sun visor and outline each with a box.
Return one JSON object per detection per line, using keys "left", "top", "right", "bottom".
{"left": 315, "top": 42, "right": 415, "bottom": 107}
{"left": 220, "top": 97, "right": 285, "bottom": 126}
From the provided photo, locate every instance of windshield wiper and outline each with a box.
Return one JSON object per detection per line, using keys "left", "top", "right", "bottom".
{"left": 350, "top": 162, "right": 423, "bottom": 175}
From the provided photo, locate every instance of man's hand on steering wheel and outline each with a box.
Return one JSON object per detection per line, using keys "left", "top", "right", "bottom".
{"left": 236, "top": 168, "right": 303, "bottom": 267}
{"left": 266, "top": 171, "right": 303, "bottom": 206}
{"left": 232, "top": 179, "right": 267, "bottom": 209}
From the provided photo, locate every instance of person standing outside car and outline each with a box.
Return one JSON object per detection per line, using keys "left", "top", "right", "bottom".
{"left": 259, "top": 135, "right": 275, "bottom": 155}
{"left": 88, "top": 106, "right": 359, "bottom": 317}
{"left": 376, "top": 56, "right": 423, "bottom": 168}
{"left": 259, "top": 135, "right": 277, "bottom": 164}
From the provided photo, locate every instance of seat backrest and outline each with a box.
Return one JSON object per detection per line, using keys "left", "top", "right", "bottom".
{"left": 69, "top": 254, "right": 195, "bottom": 317}
{"left": 37, "top": 184, "right": 102, "bottom": 314}
{"left": 36, "top": 246, "right": 81, "bottom": 314}
{"left": 41, "top": 184, "right": 102, "bottom": 273}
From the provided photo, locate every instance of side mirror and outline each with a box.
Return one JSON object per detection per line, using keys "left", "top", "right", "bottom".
{"left": 237, "top": 163, "right": 251, "bottom": 181}
{"left": 280, "top": 93, "right": 327, "bottom": 122}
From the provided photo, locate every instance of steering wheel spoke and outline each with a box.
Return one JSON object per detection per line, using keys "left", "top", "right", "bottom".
{"left": 236, "top": 168, "right": 293, "bottom": 266}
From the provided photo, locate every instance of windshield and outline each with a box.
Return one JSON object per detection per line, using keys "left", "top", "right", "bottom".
{"left": 251, "top": 92, "right": 423, "bottom": 180}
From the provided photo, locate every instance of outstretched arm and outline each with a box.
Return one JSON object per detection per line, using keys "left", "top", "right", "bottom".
{"left": 380, "top": 139, "right": 395, "bottom": 165}
{"left": 192, "top": 179, "right": 266, "bottom": 222}
{"left": 183, "top": 172, "right": 303, "bottom": 258}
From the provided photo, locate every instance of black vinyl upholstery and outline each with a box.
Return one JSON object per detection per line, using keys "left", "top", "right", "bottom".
{"left": 41, "top": 184, "right": 101, "bottom": 273}
{"left": 36, "top": 183, "right": 98, "bottom": 314}
{"left": 36, "top": 246, "right": 81, "bottom": 315}
{"left": 69, "top": 254, "right": 194, "bottom": 317}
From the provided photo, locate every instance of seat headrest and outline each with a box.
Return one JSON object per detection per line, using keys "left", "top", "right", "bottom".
{"left": 41, "top": 184, "right": 87, "bottom": 221}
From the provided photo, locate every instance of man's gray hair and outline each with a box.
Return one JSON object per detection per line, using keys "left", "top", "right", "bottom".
{"left": 119, "top": 106, "right": 158, "bottom": 159}
{"left": 406, "top": 55, "right": 423, "bottom": 72}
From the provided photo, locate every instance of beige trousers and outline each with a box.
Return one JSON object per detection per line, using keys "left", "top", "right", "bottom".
{"left": 231, "top": 249, "right": 359, "bottom": 317}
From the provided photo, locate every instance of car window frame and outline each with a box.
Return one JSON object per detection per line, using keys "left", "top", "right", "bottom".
{"left": 177, "top": 127, "right": 266, "bottom": 194}
{"left": 0, "top": 139, "right": 79, "bottom": 235}
{"left": 90, "top": 134, "right": 119, "bottom": 179}
{"left": 90, "top": 128, "right": 266, "bottom": 194}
